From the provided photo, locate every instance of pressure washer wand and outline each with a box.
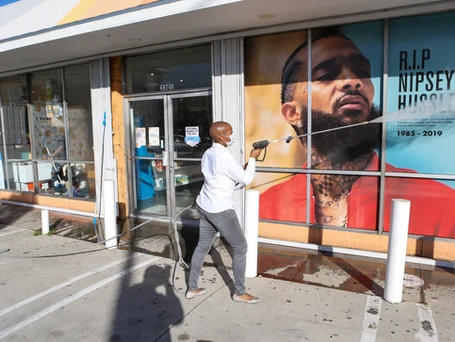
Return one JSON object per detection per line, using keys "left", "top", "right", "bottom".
{"left": 251, "top": 98, "right": 453, "bottom": 161}
{"left": 290, "top": 120, "right": 370, "bottom": 141}
{"left": 252, "top": 121, "right": 370, "bottom": 161}
{"left": 252, "top": 135, "right": 293, "bottom": 149}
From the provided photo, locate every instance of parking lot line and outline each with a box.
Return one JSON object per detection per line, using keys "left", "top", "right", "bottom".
{"left": 0, "top": 256, "right": 161, "bottom": 340}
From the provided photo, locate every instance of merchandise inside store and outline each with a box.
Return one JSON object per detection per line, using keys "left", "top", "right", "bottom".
{"left": 0, "top": 65, "right": 95, "bottom": 200}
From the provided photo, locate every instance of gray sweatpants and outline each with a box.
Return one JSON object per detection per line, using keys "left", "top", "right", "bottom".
{"left": 188, "top": 205, "right": 248, "bottom": 296}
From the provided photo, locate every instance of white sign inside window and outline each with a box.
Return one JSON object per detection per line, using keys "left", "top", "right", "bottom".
{"left": 135, "top": 127, "right": 146, "bottom": 148}
{"left": 148, "top": 127, "right": 160, "bottom": 146}
{"left": 184, "top": 126, "right": 201, "bottom": 147}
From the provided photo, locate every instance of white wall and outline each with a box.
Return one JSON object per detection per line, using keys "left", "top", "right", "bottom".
{"left": 0, "top": 0, "right": 81, "bottom": 41}
{"left": 212, "top": 38, "right": 246, "bottom": 229}
{"left": 90, "top": 58, "right": 118, "bottom": 217}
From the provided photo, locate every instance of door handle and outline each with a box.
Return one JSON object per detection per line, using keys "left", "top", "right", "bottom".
{"left": 162, "top": 151, "right": 168, "bottom": 167}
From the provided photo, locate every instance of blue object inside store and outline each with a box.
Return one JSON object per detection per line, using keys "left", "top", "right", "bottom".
{"left": 135, "top": 146, "right": 155, "bottom": 201}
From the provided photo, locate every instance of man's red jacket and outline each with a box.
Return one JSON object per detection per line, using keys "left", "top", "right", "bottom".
{"left": 259, "top": 153, "right": 455, "bottom": 238}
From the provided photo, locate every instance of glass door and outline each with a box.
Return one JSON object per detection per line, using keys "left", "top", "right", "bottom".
{"left": 128, "top": 91, "right": 212, "bottom": 219}
{"left": 169, "top": 92, "right": 212, "bottom": 219}
{"left": 129, "top": 96, "right": 168, "bottom": 216}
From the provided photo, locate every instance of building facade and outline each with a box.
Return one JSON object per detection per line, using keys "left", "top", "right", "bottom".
{"left": 1, "top": 0, "right": 454, "bottom": 261}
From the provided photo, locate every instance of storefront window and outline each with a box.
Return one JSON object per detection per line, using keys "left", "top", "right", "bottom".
{"left": 0, "top": 75, "right": 31, "bottom": 190}
{"left": 0, "top": 64, "right": 94, "bottom": 200}
{"left": 69, "top": 163, "right": 95, "bottom": 199}
{"left": 384, "top": 177, "right": 455, "bottom": 238}
{"left": 245, "top": 13, "right": 455, "bottom": 239}
{"left": 0, "top": 75, "right": 28, "bottom": 104}
{"left": 36, "top": 161, "right": 63, "bottom": 194}
{"left": 36, "top": 162, "right": 95, "bottom": 198}
{"left": 64, "top": 65, "right": 94, "bottom": 161}
{"left": 30, "top": 69, "right": 66, "bottom": 161}
{"left": 126, "top": 45, "right": 212, "bottom": 93}
{"left": 0, "top": 75, "right": 30, "bottom": 159}
{"left": 386, "top": 12, "right": 455, "bottom": 176}
{"left": 30, "top": 69, "right": 63, "bottom": 106}
{"left": 172, "top": 96, "right": 212, "bottom": 159}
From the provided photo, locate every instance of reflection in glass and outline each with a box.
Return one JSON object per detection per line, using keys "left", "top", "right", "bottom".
{"left": 33, "top": 114, "right": 66, "bottom": 160}
{"left": 37, "top": 162, "right": 69, "bottom": 195}
{"left": 126, "top": 45, "right": 212, "bottom": 93}
{"left": 0, "top": 75, "right": 31, "bottom": 168}
{"left": 171, "top": 95, "right": 211, "bottom": 218}
{"left": 132, "top": 100, "right": 165, "bottom": 157}
{"left": 0, "top": 75, "right": 31, "bottom": 182}
{"left": 65, "top": 65, "right": 94, "bottom": 161}
{"left": 30, "top": 69, "right": 66, "bottom": 161}
{"left": 1, "top": 105, "right": 31, "bottom": 190}
{"left": 37, "top": 162, "right": 94, "bottom": 199}
{"left": 131, "top": 100, "right": 167, "bottom": 215}
{"left": 135, "top": 157, "right": 167, "bottom": 215}
{"left": 30, "top": 69, "right": 63, "bottom": 104}
{"left": 172, "top": 96, "right": 212, "bottom": 159}
{"left": 0, "top": 75, "right": 28, "bottom": 104}
{"left": 8, "top": 161, "right": 35, "bottom": 192}
{"left": 0, "top": 67, "right": 94, "bottom": 199}
{"left": 174, "top": 160, "right": 203, "bottom": 215}
{"left": 70, "top": 163, "right": 94, "bottom": 199}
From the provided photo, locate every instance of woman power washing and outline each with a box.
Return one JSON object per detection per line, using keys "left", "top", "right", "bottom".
{"left": 186, "top": 121, "right": 263, "bottom": 304}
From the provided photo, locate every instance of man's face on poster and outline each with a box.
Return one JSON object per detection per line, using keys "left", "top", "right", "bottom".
{"left": 292, "top": 36, "right": 375, "bottom": 124}
{"left": 282, "top": 35, "right": 381, "bottom": 163}
{"left": 283, "top": 36, "right": 374, "bottom": 124}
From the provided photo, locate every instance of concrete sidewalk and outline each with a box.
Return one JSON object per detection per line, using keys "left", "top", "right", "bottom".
{"left": 0, "top": 206, "right": 454, "bottom": 341}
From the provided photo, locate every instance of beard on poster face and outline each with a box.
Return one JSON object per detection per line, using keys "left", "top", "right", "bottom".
{"left": 294, "top": 104, "right": 382, "bottom": 168}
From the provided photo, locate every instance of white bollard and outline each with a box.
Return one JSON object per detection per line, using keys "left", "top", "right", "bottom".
{"left": 103, "top": 180, "right": 118, "bottom": 249}
{"left": 41, "top": 209, "right": 49, "bottom": 235}
{"left": 245, "top": 190, "right": 259, "bottom": 278}
{"left": 384, "top": 199, "right": 411, "bottom": 304}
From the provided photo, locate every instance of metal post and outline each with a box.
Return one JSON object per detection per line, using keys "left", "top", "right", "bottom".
{"left": 245, "top": 189, "right": 259, "bottom": 278}
{"left": 383, "top": 199, "right": 411, "bottom": 303}
{"left": 103, "top": 179, "right": 117, "bottom": 249}
{"left": 41, "top": 209, "right": 49, "bottom": 235}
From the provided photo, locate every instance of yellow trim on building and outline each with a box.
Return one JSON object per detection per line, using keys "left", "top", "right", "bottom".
{"left": 58, "top": 0, "right": 98, "bottom": 26}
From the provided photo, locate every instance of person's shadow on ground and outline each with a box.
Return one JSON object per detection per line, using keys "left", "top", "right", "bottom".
{"left": 110, "top": 262, "right": 184, "bottom": 342}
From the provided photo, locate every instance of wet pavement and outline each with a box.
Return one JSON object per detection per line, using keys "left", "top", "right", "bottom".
{"left": 0, "top": 203, "right": 454, "bottom": 300}
{"left": 1, "top": 203, "right": 455, "bottom": 341}
{"left": 256, "top": 244, "right": 455, "bottom": 303}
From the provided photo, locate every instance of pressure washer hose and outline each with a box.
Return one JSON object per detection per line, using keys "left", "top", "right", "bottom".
{"left": 1, "top": 204, "right": 196, "bottom": 295}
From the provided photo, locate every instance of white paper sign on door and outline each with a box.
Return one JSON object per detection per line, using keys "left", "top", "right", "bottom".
{"left": 148, "top": 127, "right": 160, "bottom": 146}
{"left": 135, "top": 127, "right": 146, "bottom": 148}
{"left": 184, "top": 126, "right": 201, "bottom": 147}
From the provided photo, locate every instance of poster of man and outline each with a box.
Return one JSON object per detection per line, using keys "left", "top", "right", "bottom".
{"left": 245, "top": 18, "right": 455, "bottom": 238}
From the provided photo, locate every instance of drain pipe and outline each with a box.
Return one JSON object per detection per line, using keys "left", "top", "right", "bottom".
{"left": 245, "top": 189, "right": 259, "bottom": 278}
{"left": 384, "top": 199, "right": 411, "bottom": 304}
